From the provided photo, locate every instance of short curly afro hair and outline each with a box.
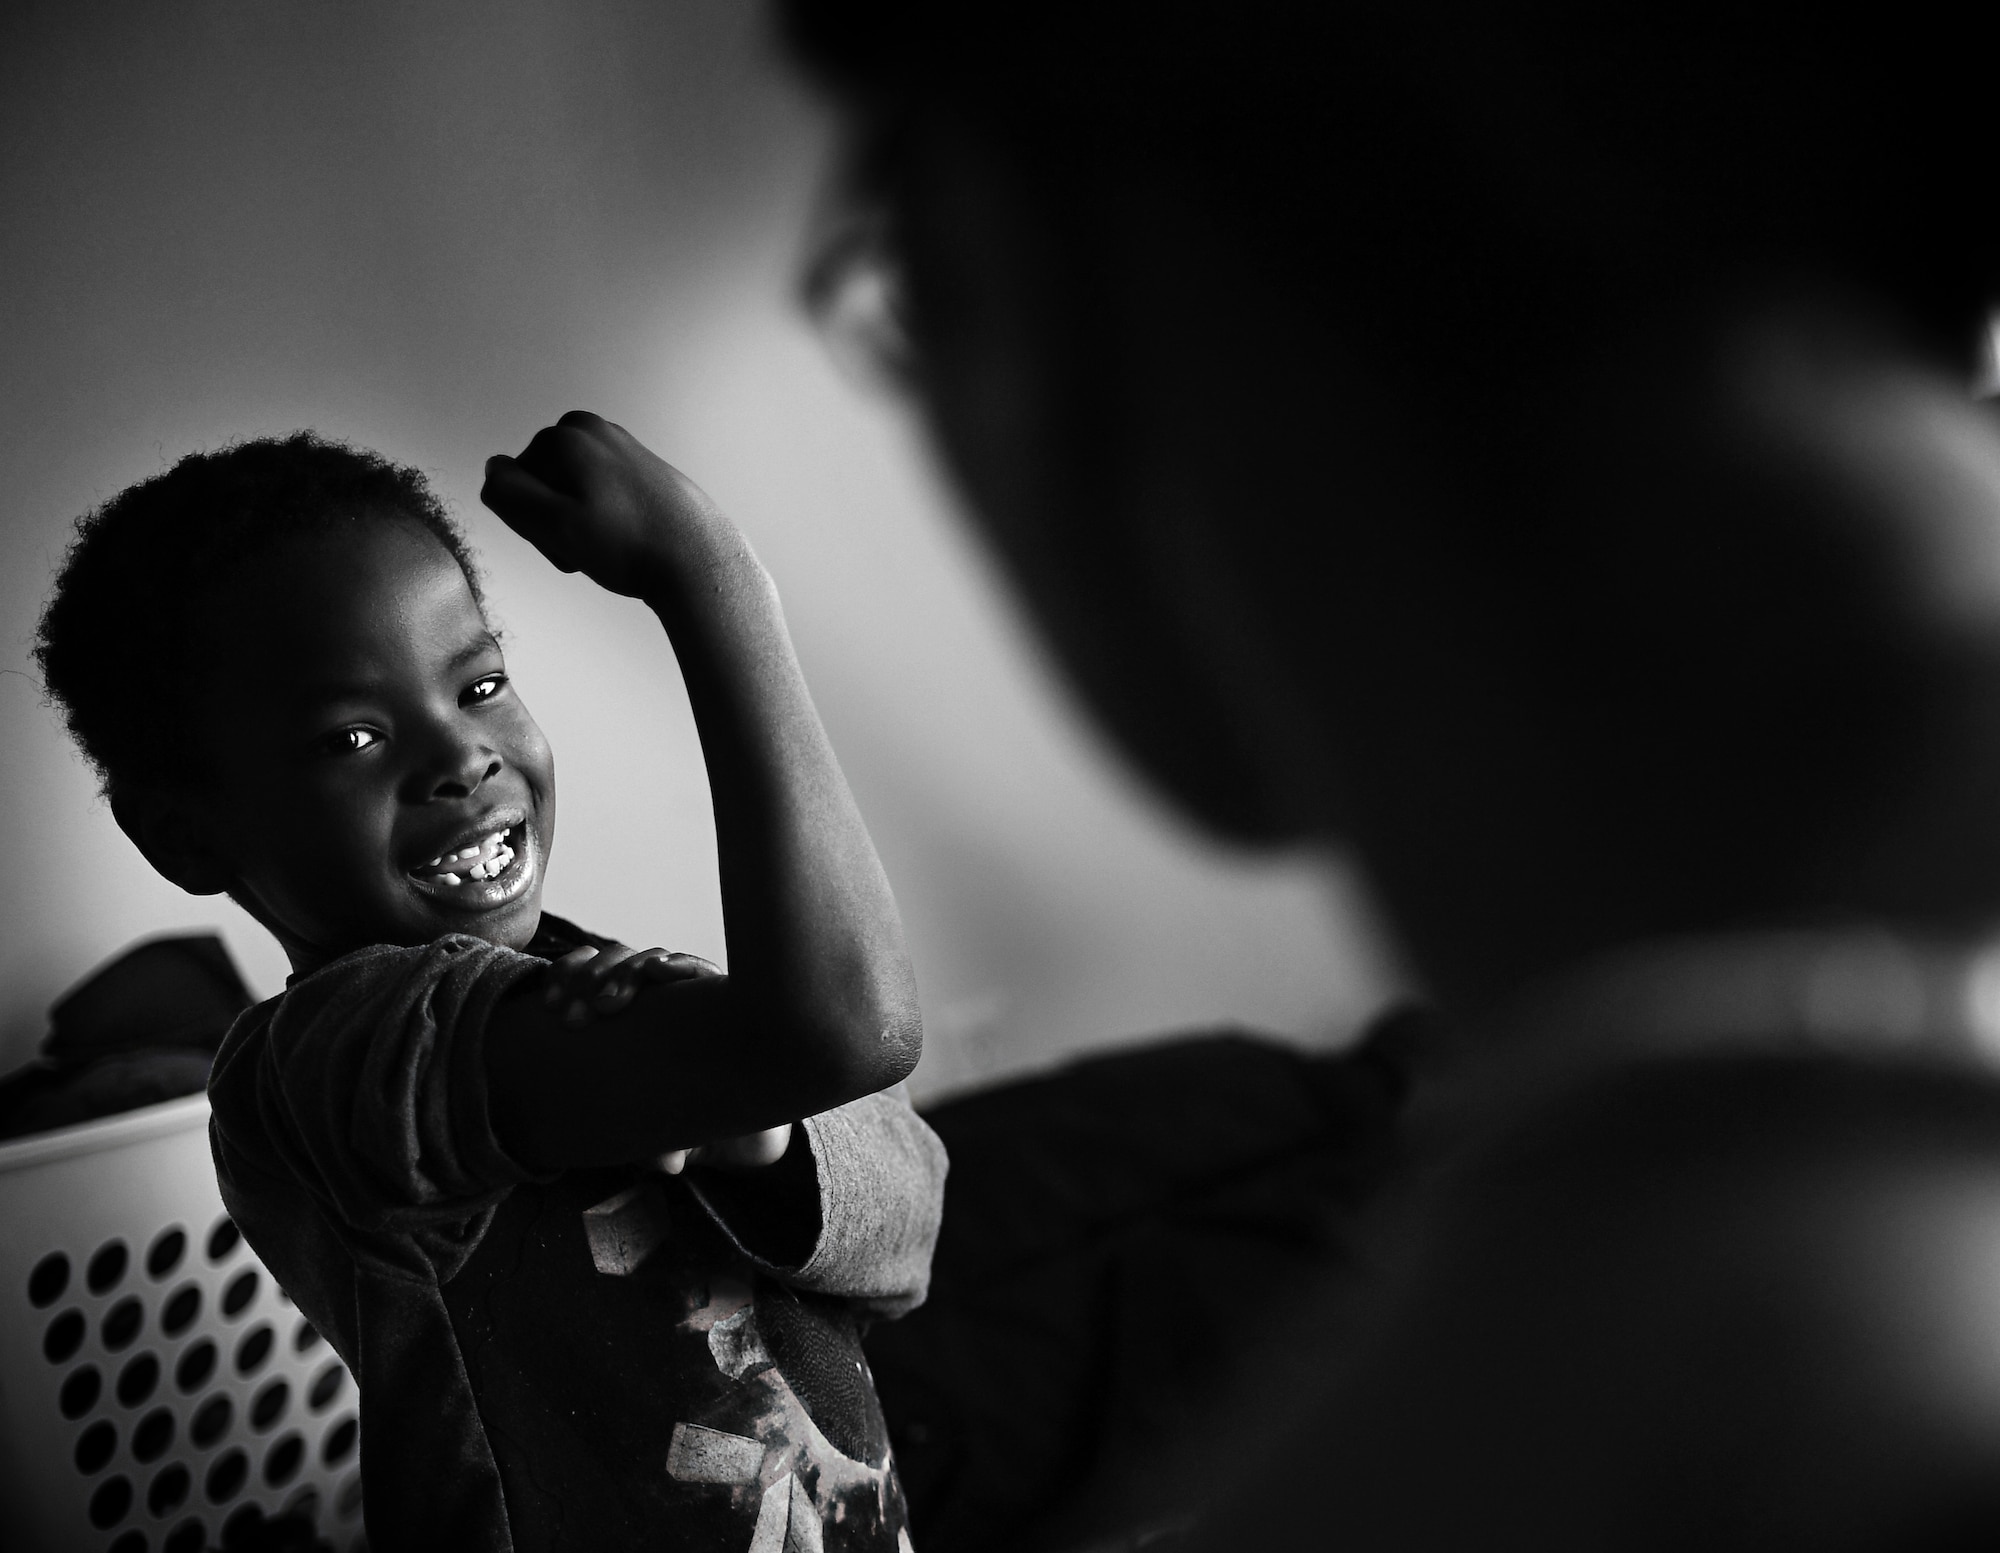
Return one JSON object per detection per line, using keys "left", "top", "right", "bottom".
{"left": 35, "top": 431, "right": 484, "bottom": 797}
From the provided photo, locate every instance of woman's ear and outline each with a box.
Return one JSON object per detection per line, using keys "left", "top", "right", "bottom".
{"left": 109, "top": 786, "right": 235, "bottom": 896}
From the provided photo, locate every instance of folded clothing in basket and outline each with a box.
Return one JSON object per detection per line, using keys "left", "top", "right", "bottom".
{"left": 0, "top": 933, "right": 253, "bottom": 1140}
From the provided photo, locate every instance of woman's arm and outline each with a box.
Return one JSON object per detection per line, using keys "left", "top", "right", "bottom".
{"left": 478, "top": 412, "right": 921, "bottom": 1172}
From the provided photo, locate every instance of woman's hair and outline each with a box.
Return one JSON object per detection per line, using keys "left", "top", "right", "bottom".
{"left": 35, "top": 431, "right": 483, "bottom": 797}
{"left": 783, "top": 3, "right": 2000, "bottom": 365}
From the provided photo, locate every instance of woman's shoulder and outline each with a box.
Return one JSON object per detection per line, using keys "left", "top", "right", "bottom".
{"left": 1188, "top": 1049, "right": 2000, "bottom": 1547}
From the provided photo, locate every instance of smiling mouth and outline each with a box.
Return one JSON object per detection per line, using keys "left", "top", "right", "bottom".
{"left": 407, "top": 822, "right": 535, "bottom": 909}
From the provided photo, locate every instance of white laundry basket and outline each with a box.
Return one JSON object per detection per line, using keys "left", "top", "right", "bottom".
{"left": 0, "top": 1093, "right": 364, "bottom": 1552}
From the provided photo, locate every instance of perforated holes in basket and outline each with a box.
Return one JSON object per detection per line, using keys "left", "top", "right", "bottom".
{"left": 61, "top": 1362, "right": 102, "bottom": 1418}
{"left": 149, "top": 1461, "right": 192, "bottom": 1516}
{"left": 27, "top": 1211, "right": 349, "bottom": 1552}
{"left": 75, "top": 1418, "right": 118, "bottom": 1473}
{"left": 190, "top": 1394, "right": 233, "bottom": 1449}
{"left": 308, "top": 1360, "right": 346, "bottom": 1411}
{"left": 321, "top": 1416, "right": 358, "bottom": 1468}
{"left": 264, "top": 1432, "right": 305, "bottom": 1487}
{"left": 117, "top": 1350, "right": 161, "bottom": 1407}
{"left": 236, "top": 1322, "right": 274, "bottom": 1375}
{"left": 87, "top": 1238, "right": 129, "bottom": 1295}
{"left": 207, "top": 1215, "right": 241, "bottom": 1263}
{"left": 133, "top": 1405, "right": 175, "bottom": 1464}
{"left": 175, "top": 1338, "right": 217, "bottom": 1393}
{"left": 221, "top": 1269, "right": 259, "bottom": 1318}
{"left": 205, "top": 1447, "right": 248, "bottom": 1504}
{"left": 29, "top": 1249, "right": 70, "bottom": 1307}
{"left": 147, "top": 1225, "right": 187, "bottom": 1280}
{"left": 162, "top": 1281, "right": 201, "bottom": 1336}
{"left": 102, "top": 1295, "right": 143, "bottom": 1351}
{"left": 89, "top": 1472, "right": 133, "bottom": 1529}
{"left": 250, "top": 1377, "right": 290, "bottom": 1432}
{"left": 44, "top": 1307, "right": 85, "bottom": 1363}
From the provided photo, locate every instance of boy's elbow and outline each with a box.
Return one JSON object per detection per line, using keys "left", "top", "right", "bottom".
{"left": 874, "top": 1002, "right": 924, "bottom": 1088}
{"left": 811, "top": 994, "right": 922, "bottom": 1101}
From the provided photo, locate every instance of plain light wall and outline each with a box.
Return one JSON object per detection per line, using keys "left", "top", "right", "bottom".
{"left": 0, "top": 0, "right": 1404, "bottom": 1100}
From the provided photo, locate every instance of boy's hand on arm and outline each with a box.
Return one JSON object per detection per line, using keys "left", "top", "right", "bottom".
{"left": 656, "top": 1125, "right": 794, "bottom": 1177}
{"left": 534, "top": 945, "right": 794, "bottom": 1174}
{"left": 540, "top": 942, "right": 719, "bottom": 1028}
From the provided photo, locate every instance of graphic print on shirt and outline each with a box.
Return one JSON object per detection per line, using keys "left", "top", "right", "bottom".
{"left": 579, "top": 1179, "right": 915, "bottom": 1553}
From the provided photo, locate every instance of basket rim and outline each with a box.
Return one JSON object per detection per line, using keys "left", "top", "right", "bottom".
{"left": 0, "top": 1091, "right": 210, "bottom": 1174}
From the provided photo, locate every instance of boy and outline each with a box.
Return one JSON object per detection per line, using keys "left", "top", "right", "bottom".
{"left": 34, "top": 412, "right": 944, "bottom": 1552}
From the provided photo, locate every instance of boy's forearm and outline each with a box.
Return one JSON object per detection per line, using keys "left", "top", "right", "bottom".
{"left": 642, "top": 546, "right": 921, "bottom": 1086}
{"left": 477, "top": 416, "right": 920, "bottom": 1169}
{"left": 488, "top": 970, "right": 909, "bottom": 1169}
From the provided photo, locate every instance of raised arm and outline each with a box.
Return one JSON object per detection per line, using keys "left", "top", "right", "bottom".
{"left": 478, "top": 412, "right": 921, "bottom": 1171}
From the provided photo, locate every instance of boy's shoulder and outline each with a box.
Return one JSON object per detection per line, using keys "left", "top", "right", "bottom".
{"left": 208, "top": 912, "right": 616, "bottom": 1158}
{"left": 228, "top": 910, "right": 608, "bottom": 1046}
{"left": 260, "top": 934, "right": 537, "bottom": 1029}
{"left": 209, "top": 933, "right": 549, "bottom": 1121}
{"left": 207, "top": 931, "right": 561, "bottom": 1251}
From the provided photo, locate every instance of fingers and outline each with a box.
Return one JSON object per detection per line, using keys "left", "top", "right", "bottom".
{"left": 480, "top": 453, "right": 583, "bottom": 571}
{"left": 481, "top": 414, "right": 611, "bottom": 545}
{"left": 655, "top": 1124, "right": 790, "bottom": 1177}
{"left": 541, "top": 943, "right": 635, "bottom": 1025}
{"left": 656, "top": 1120, "right": 788, "bottom": 1168}
{"left": 688, "top": 1124, "right": 793, "bottom": 1171}
{"left": 494, "top": 413, "right": 652, "bottom": 503}
{"left": 541, "top": 947, "right": 715, "bottom": 1026}
{"left": 503, "top": 414, "right": 617, "bottom": 498}
{"left": 540, "top": 946, "right": 604, "bottom": 1001}
{"left": 516, "top": 421, "right": 600, "bottom": 490}
{"left": 588, "top": 949, "right": 716, "bottom": 1016}
{"left": 554, "top": 410, "right": 643, "bottom": 456}
{"left": 634, "top": 951, "right": 721, "bottom": 983}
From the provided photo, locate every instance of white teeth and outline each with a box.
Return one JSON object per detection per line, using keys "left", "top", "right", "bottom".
{"left": 418, "top": 828, "right": 516, "bottom": 874}
{"left": 416, "top": 827, "right": 517, "bottom": 885}
{"left": 452, "top": 843, "right": 515, "bottom": 883}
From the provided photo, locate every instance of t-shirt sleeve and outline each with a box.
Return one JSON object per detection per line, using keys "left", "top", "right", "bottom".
{"left": 689, "top": 1086, "right": 949, "bottom": 1321}
{"left": 207, "top": 936, "right": 550, "bottom": 1280}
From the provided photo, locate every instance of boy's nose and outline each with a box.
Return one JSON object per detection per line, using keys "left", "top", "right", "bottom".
{"left": 426, "top": 743, "right": 502, "bottom": 800}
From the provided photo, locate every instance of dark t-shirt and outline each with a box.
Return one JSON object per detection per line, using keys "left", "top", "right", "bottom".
{"left": 207, "top": 926, "right": 945, "bottom": 1553}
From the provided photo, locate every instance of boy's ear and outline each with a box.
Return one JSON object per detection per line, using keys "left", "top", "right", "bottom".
{"left": 109, "top": 786, "right": 235, "bottom": 897}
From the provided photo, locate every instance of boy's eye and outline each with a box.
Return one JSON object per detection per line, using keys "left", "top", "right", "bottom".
{"left": 464, "top": 674, "right": 507, "bottom": 705}
{"left": 318, "top": 727, "right": 379, "bottom": 756}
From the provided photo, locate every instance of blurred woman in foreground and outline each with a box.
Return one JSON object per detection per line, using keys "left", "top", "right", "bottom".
{"left": 786, "top": 6, "right": 2000, "bottom": 1546}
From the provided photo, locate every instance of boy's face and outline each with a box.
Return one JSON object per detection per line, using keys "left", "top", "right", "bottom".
{"left": 186, "top": 518, "right": 556, "bottom": 975}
